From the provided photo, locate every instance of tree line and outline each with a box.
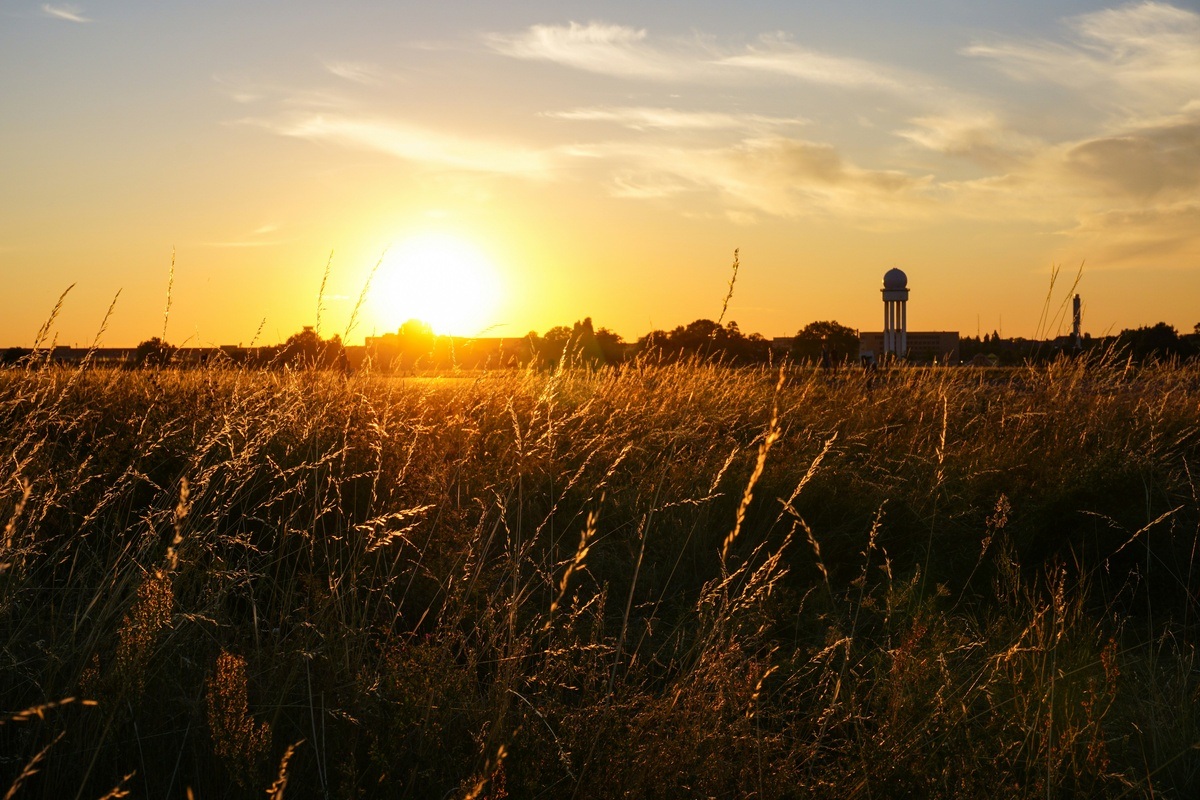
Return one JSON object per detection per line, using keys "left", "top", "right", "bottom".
{"left": 366, "top": 317, "right": 862, "bottom": 371}
{"left": 959, "top": 322, "right": 1200, "bottom": 366}
{"left": 5, "top": 319, "right": 1197, "bottom": 371}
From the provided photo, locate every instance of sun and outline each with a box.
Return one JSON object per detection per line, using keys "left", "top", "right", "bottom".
{"left": 370, "top": 232, "right": 502, "bottom": 336}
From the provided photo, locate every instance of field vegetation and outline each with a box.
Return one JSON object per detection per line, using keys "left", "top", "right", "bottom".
{"left": 2, "top": 353, "right": 1199, "bottom": 798}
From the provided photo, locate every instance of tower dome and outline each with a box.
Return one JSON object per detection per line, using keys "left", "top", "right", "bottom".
{"left": 883, "top": 268, "right": 908, "bottom": 290}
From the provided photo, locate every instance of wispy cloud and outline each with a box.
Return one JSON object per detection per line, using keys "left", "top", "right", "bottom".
{"left": 571, "top": 135, "right": 932, "bottom": 221}
{"left": 716, "top": 35, "right": 912, "bottom": 92}
{"left": 1062, "top": 117, "right": 1200, "bottom": 200}
{"left": 263, "top": 114, "right": 553, "bottom": 177}
{"left": 42, "top": 3, "right": 90, "bottom": 23}
{"left": 1058, "top": 201, "right": 1200, "bottom": 269}
{"left": 898, "top": 112, "right": 1041, "bottom": 168}
{"left": 545, "top": 106, "right": 807, "bottom": 132}
{"left": 931, "top": 1, "right": 1200, "bottom": 266}
{"left": 223, "top": 68, "right": 554, "bottom": 179}
{"left": 488, "top": 21, "right": 927, "bottom": 95}
{"left": 222, "top": 2, "right": 1200, "bottom": 261}
{"left": 707, "top": 136, "right": 928, "bottom": 216}
{"left": 609, "top": 171, "right": 693, "bottom": 200}
{"left": 965, "top": 1, "right": 1200, "bottom": 119}
{"left": 324, "top": 60, "right": 386, "bottom": 86}
{"left": 215, "top": 73, "right": 354, "bottom": 111}
{"left": 202, "top": 240, "right": 281, "bottom": 248}
{"left": 201, "top": 223, "right": 286, "bottom": 248}
{"left": 487, "top": 21, "right": 692, "bottom": 80}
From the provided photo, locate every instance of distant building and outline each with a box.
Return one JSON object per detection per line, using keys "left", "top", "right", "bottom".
{"left": 880, "top": 267, "right": 909, "bottom": 357}
{"left": 859, "top": 331, "right": 959, "bottom": 363}
{"left": 858, "top": 269, "right": 959, "bottom": 363}
{"left": 771, "top": 337, "right": 795, "bottom": 353}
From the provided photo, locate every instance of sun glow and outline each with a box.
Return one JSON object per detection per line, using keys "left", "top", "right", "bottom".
{"left": 369, "top": 232, "right": 502, "bottom": 336}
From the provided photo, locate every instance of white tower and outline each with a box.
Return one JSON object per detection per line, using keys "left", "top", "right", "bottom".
{"left": 882, "top": 268, "right": 909, "bottom": 358}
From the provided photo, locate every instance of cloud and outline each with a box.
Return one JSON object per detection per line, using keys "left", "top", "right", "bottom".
{"left": 488, "top": 21, "right": 928, "bottom": 95}
{"left": 219, "top": 5, "right": 1199, "bottom": 250}
{"left": 1063, "top": 118, "right": 1200, "bottom": 199}
{"left": 266, "top": 114, "right": 553, "bottom": 177}
{"left": 965, "top": 2, "right": 1200, "bottom": 118}
{"left": 898, "top": 113, "right": 1041, "bottom": 168}
{"left": 878, "top": 2, "right": 1200, "bottom": 260}
{"left": 708, "top": 137, "right": 930, "bottom": 218}
{"left": 200, "top": 224, "right": 285, "bottom": 248}
{"left": 324, "top": 61, "right": 386, "bottom": 86}
{"left": 544, "top": 106, "right": 807, "bottom": 132}
{"left": 487, "top": 21, "right": 689, "bottom": 79}
{"left": 202, "top": 240, "right": 281, "bottom": 249}
{"left": 1059, "top": 201, "right": 1200, "bottom": 267}
{"left": 716, "top": 35, "right": 912, "bottom": 92}
{"left": 610, "top": 172, "right": 693, "bottom": 199}
{"left": 223, "top": 70, "right": 553, "bottom": 179}
{"left": 42, "top": 3, "right": 90, "bottom": 23}
{"left": 898, "top": 107, "right": 1200, "bottom": 241}
{"left": 215, "top": 73, "right": 364, "bottom": 111}
{"left": 576, "top": 135, "right": 931, "bottom": 220}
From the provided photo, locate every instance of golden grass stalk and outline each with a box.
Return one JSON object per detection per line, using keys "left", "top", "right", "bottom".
{"left": 344, "top": 249, "right": 386, "bottom": 342}
{"left": 95, "top": 771, "right": 135, "bottom": 800}
{"left": 546, "top": 506, "right": 598, "bottom": 628}
{"left": 161, "top": 247, "right": 175, "bottom": 342}
{"left": 1, "top": 696, "right": 96, "bottom": 725}
{"left": 3, "top": 732, "right": 63, "bottom": 800}
{"left": 721, "top": 367, "right": 783, "bottom": 564}
{"left": 462, "top": 745, "right": 507, "bottom": 800}
{"left": 715, "top": 247, "right": 740, "bottom": 329}
{"left": 0, "top": 478, "right": 31, "bottom": 573}
{"left": 29, "top": 283, "right": 74, "bottom": 362}
{"left": 315, "top": 250, "right": 332, "bottom": 336}
{"left": 265, "top": 739, "right": 305, "bottom": 800}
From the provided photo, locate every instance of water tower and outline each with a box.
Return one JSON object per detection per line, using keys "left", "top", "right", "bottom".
{"left": 882, "top": 268, "right": 909, "bottom": 358}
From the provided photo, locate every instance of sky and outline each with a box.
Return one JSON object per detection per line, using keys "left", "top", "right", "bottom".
{"left": 1, "top": 0, "right": 1198, "bottom": 347}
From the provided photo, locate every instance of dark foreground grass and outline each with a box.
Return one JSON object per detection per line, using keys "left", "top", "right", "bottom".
{"left": 2, "top": 356, "right": 1199, "bottom": 798}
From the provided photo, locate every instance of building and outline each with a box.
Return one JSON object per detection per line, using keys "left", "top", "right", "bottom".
{"left": 859, "top": 269, "right": 960, "bottom": 363}
{"left": 859, "top": 330, "right": 959, "bottom": 363}
{"left": 880, "top": 267, "right": 909, "bottom": 357}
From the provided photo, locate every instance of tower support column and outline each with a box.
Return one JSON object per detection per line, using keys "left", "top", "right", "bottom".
{"left": 881, "top": 269, "right": 910, "bottom": 359}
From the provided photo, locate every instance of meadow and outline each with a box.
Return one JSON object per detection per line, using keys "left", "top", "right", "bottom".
{"left": 2, "top": 355, "right": 1199, "bottom": 798}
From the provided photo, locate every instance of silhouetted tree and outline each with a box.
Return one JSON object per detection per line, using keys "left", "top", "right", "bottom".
{"left": 134, "top": 337, "right": 177, "bottom": 367}
{"left": 279, "top": 326, "right": 348, "bottom": 370}
{"left": 571, "top": 317, "right": 604, "bottom": 365}
{"left": 529, "top": 319, "right": 624, "bottom": 368}
{"left": 595, "top": 326, "right": 625, "bottom": 365}
{"left": 636, "top": 319, "right": 769, "bottom": 364}
{"left": 676, "top": 319, "right": 723, "bottom": 357}
{"left": 791, "top": 321, "right": 858, "bottom": 363}
{"left": 1117, "top": 322, "right": 1193, "bottom": 361}
{"left": 537, "top": 326, "right": 572, "bottom": 368}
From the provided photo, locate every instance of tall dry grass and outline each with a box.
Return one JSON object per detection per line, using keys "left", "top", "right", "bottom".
{"left": 0, "top": 354, "right": 1198, "bottom": 797}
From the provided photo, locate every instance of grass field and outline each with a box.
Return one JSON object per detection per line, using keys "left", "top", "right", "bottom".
{"left": 2, "top": 356, "right": 1199, "bottom": 798}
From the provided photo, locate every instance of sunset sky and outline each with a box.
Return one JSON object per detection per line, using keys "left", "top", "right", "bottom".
{"left": 2, "top": 1, "right": 1198, "bottom": 347}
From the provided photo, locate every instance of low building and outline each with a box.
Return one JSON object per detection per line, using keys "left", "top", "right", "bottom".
{"left": 859, "top": 331, "right": 959, "bottom": 364}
